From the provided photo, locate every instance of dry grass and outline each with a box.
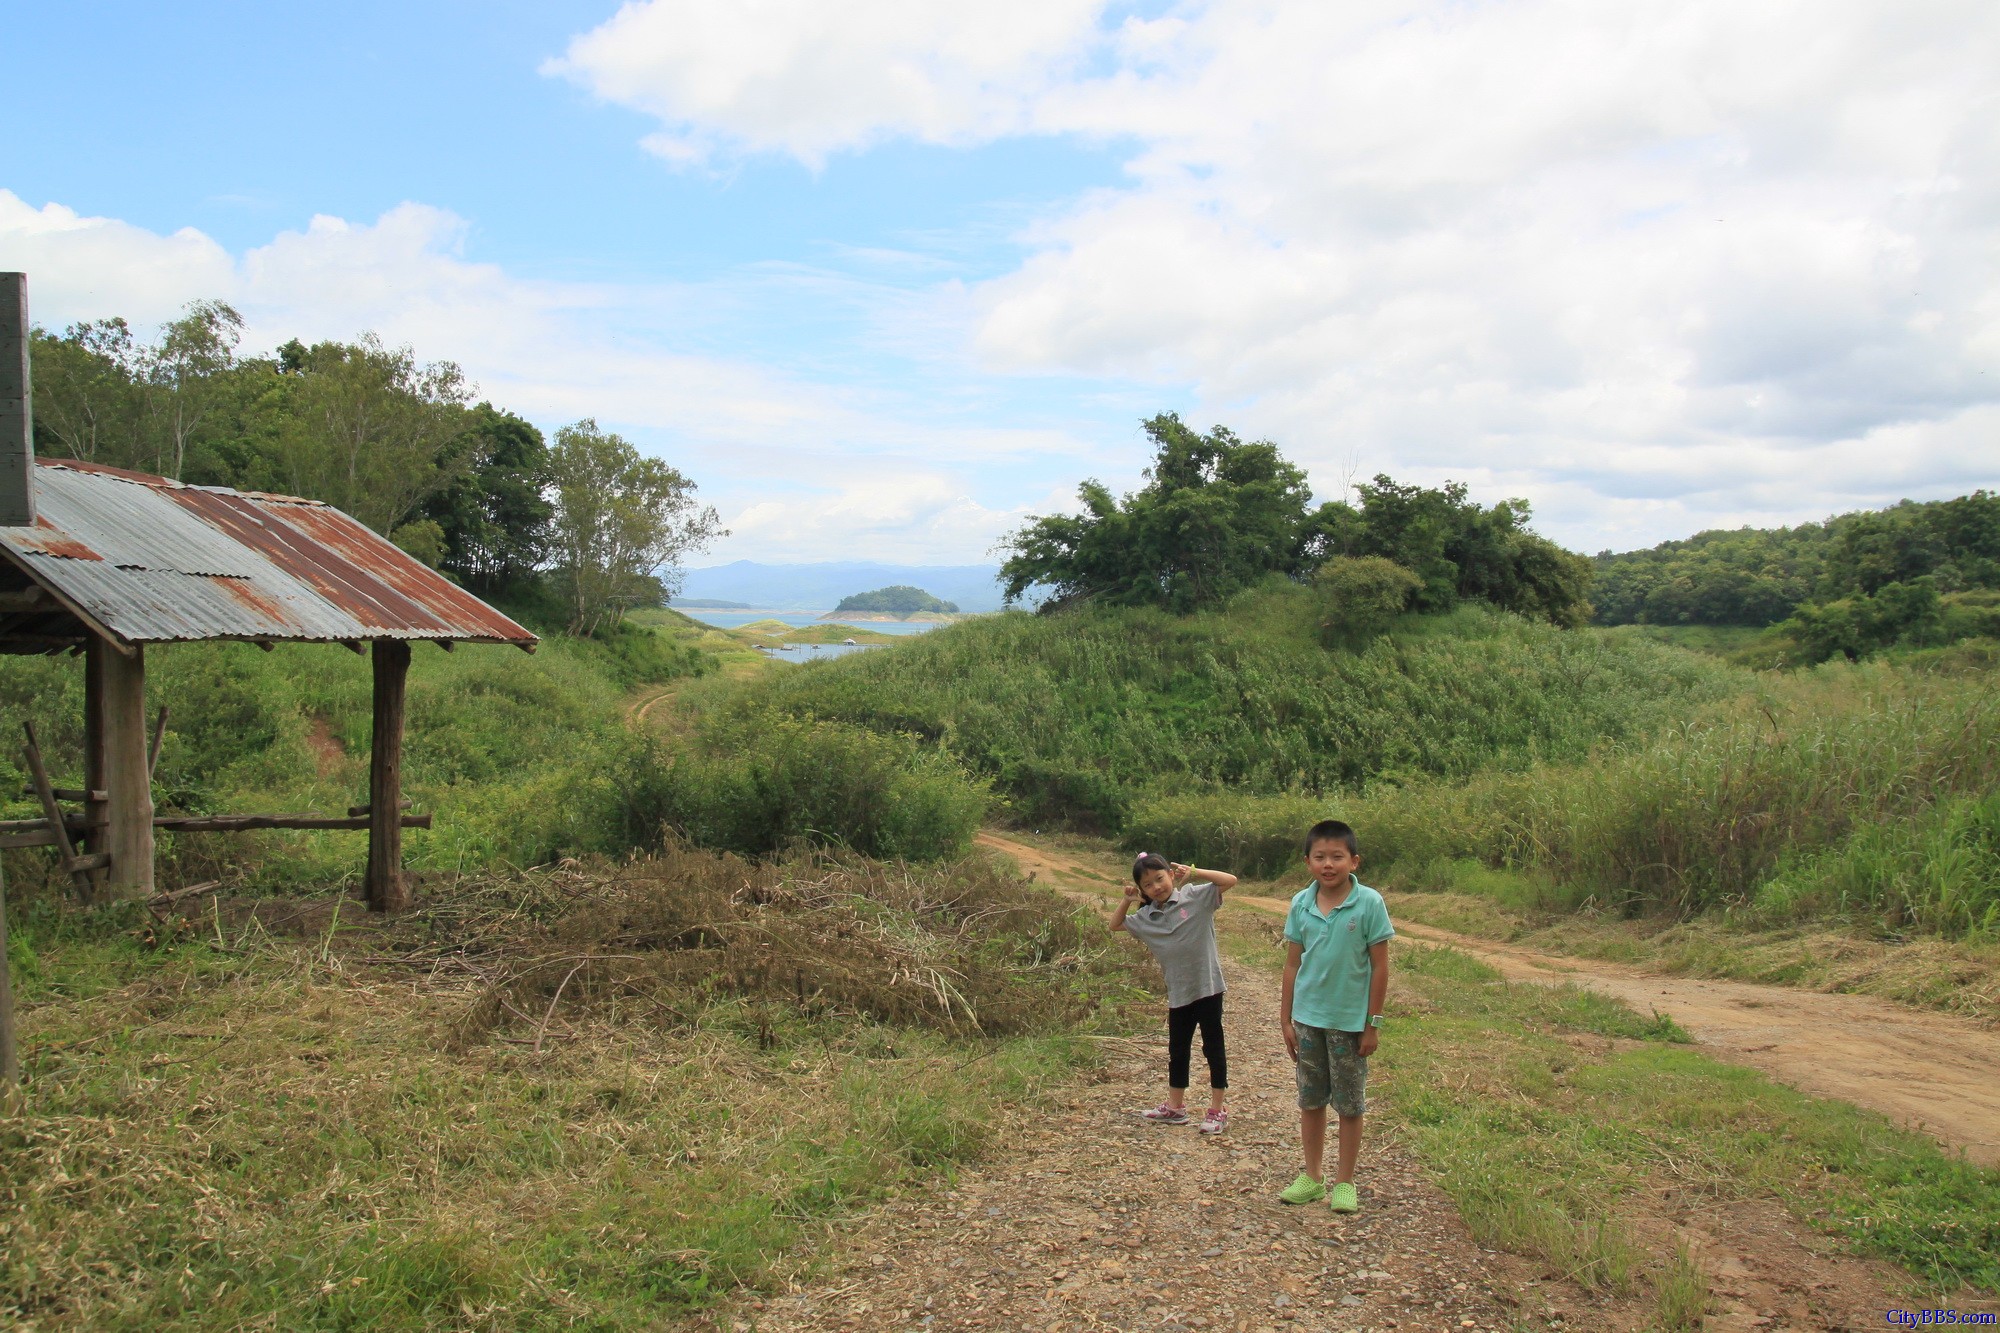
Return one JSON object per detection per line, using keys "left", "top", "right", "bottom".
{"left": 1, "top": 848, "right": 1145, "bottom": 1330}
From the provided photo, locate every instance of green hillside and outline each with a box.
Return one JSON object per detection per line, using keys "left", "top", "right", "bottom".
{"left": 731, "top": 583, "right": 1742, "bottom": 829}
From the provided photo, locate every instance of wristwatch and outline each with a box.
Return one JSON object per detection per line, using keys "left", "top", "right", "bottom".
{"left": 1367, "top": 1015, "right": 1385, "bottom": 1029}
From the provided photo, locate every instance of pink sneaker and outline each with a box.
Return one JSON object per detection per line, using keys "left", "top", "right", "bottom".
{"left": 1199, "top": 1108, "right": 1228, "bottom": 1135}
{"left": 1141, "top": 1103, "right": 1191, "bottom": 1124}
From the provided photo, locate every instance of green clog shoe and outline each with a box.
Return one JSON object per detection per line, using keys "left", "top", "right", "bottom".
{"left": 1279, "top": 1173, "right": 1327, "bottom": 1205}
{"left": 1328, "top": 1181, "right": 1359, "bottom": 1213}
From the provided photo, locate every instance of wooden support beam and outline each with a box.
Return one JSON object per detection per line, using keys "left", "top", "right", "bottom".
{"left": 339, "top": 640, "right": 364, "bottom": 656}
{"left": 0, "top": 853, "right": 17, "bottom": 1092}
{"left": 148, "top": 705, "right": 169, "bottom": 778}
{"left": 83, "top": 636, "right": 109, "bottom": 901}
{"left": 160, "top": 812, "right": 432, "bottom": 834}
{"left": 434, "top": 639, "right": 455, "bottom": 652}
{"left": 100, "top": 637, "right": 154, "bottom": 898}
{"left": 0, "top": 811, "right": 431, "bottom": 848}
{"left": 365, "top": 639, "right": 411, "bottom": 913}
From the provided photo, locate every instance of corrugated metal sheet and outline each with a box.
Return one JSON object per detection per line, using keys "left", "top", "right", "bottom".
{"left": 0, "top": 461, "right": 538, "bottom": 647}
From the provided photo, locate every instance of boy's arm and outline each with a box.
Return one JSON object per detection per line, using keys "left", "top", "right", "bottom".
{"left": 1358, "top": 940, "right": 1390, "bottom": 1057}
{"left": 1281, "top": 940, "right": 1303, "bottom": 1061}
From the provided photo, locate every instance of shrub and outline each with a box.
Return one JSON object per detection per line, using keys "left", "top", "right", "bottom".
{"left": 1312, "top": 556, "right": 1420, "bottom": 648}
{"left": 614, "top": 715, "right": 987, "bottom": 862}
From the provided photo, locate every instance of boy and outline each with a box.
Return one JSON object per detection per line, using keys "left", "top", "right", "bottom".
{"left": 1278, "top": 819, "right": 1393, "bottom": 1213}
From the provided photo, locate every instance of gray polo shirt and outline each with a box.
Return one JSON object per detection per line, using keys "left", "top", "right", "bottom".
{"left": 1122, "top": 881, "right": 1225, "bottom": 1008}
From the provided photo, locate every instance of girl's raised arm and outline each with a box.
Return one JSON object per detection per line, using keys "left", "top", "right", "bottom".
{"left": 1174, "top": 863, "right": 1238, "bottom": 898}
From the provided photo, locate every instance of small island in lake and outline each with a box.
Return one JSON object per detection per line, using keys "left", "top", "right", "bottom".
{"left": 827, "top": 585, "right": 963, "bottom": 621}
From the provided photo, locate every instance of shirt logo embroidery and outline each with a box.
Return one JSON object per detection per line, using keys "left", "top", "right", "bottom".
{"left": 1179, "top": 908, "right": 1189, "bottom": 921}
{"left": 1346, "top": 920, "right": 1357, "bottom": 932}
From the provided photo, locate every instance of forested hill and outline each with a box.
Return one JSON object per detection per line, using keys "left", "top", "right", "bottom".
{"left": 1592, "top": 491, "right": 1999, "bottom": 628}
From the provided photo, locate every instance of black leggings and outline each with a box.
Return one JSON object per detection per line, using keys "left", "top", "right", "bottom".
{"left": 1167, "top": 992, "right": 1228, "bottom": 1090}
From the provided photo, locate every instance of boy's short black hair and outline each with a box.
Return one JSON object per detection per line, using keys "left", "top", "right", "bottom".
{"left": 1303, "top": 819, "right": 1358, "bottom": 857}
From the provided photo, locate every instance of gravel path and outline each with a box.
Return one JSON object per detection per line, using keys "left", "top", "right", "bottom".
{"left": 738, "top": 956, "right": 1517, "bottom": 1333}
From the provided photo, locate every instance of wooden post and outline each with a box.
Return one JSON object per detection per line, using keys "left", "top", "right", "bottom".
{"left": 81, "top": 636, "right": 109, "bottom": 901}
{"left": 0, "top": 851, "right": 17, "bottom": 1091}
{"left": 100, "top": 637, "right": 154, "bottom": 898}
{"left": 365, "top": 639, "right": 411, "bottom": 913}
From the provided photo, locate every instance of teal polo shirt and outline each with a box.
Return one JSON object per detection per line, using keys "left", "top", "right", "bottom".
{"left": 1283, "top": 878, "right": 1395, "bottom": 1032}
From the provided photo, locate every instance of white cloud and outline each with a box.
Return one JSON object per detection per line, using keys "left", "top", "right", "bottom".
{"left": 545, "top": 0, "right": 1112, "bottom": 166}
{"left": 560, "top": 0, "right": 2000, "bottom": 549}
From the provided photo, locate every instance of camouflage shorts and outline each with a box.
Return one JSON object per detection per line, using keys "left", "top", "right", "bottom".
{"left": 1295, "top": 1023, "right": 1367, "bottom": 1116}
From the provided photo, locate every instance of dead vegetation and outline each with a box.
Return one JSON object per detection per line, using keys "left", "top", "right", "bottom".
{"left": 393, "top": 842, "right": 1135, "bottom": 1046}
{"left": 1, "top": 846, "right": 1148, "bottom": 1330}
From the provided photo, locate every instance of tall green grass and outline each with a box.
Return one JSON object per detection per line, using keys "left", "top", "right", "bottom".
{"left": 611, "top": 715, "right": 988, "bottom": 862}
{"left": 740, "top": 586, "right": 1744, "bottom": 829}
{"left": 1128, "top": 660, "right": 2000, "bottom": 936}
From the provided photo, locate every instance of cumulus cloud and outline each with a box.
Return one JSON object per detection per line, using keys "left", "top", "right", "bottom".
{"left": 545, "top": 0, "right": 1112, "bottom": 166}
{"left": 561, "top": 0, "right": 2000, "bottom": 547}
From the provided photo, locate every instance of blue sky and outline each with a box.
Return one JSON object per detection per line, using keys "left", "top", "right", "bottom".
{"left": 6, "top": 1, "right": 1997, "bottom": 562}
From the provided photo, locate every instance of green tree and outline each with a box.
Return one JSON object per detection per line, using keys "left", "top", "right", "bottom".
{"left": 422, "top": 404, "right": 555, "bottom": 588}
{"left": 1001, "top": 413, "right": 1316, "bottom": 612}
{"left": 278, "top": 334, "right": 473, "bottom": 536}
{"left": 1307, "top": 477, "right": 1593, "bottom": 626}
{"left": 143, "top": 300, "right": 242, "bottom": 479}
{"left": 1786, "top": 579, "right": 1945, "bottom": 662}
{"left": 548, "top": 420, "right": 723, "bottom": 637}
{"left": 28, "top": 318, "right": 144, "bottom": 463}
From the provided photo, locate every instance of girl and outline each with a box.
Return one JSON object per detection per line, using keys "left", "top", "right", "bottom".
{"left": 1109, "top": 852, "right": 1239, "bottom": 1132}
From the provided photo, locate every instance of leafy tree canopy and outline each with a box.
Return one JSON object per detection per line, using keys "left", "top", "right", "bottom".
{"left": 1593, "top": 491, "right": 2000, "bottom": 628}
{"left": 1002, "top": 413, "right": 1590, "bottom": 625}
{"left": 834, "top": 586, "right": 959, "bottom": 615}
{"left": 1000, "top": 413, "right": 1317, "bottom": 613}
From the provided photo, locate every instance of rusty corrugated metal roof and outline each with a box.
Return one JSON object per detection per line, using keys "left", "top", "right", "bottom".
{"left": 0, "top": 461, "right": 538, "bottom": 648}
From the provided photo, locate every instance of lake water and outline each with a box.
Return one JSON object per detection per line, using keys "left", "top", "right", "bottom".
{"left": 677, "top": 609, "right": 942, "bottom": 636}
{"left": 757, "top": 642, "right": 880, "bottom": 661}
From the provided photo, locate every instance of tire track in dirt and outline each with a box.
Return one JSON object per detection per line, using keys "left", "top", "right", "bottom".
{"left": 975, "top": 832, "right": 2000, "bottom": 1169}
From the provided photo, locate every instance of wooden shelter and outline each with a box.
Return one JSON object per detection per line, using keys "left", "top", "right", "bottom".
{"left": 0, "top": 272, "right": 537, "bottom": 917}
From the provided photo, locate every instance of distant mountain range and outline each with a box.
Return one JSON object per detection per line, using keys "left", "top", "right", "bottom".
{"left": 674, "top": 561, "right": 1008, "bottom": 612}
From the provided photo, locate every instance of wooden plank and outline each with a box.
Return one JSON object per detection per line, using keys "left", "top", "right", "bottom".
{"left": 101, "top": 638, "right": 154, "bottom": 897}
{"left": 22, "top": 720, "right": 96, "bottom": 896}
{"left": 156, "top": 813, "right": 432, "bottom": 833}
{"left": 365, "top": 639, "right": 412, "bottom": 913}
{"left": 0, "top": 812, "right": 431, "bottom": 841}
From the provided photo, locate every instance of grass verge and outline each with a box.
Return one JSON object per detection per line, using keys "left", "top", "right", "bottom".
{"left": 1210, "top": 911, "right": 2000, "bottom": 1316}
{"left": 2, "top": 850, "right": 1146, "bottom": 1330}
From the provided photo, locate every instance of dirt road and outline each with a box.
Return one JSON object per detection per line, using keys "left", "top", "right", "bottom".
{"left": 743, "top": 949, "right": 1528, "bottom": 1332}
{"left": 976, "top": 832, "right": 2000, "bottom": 1169}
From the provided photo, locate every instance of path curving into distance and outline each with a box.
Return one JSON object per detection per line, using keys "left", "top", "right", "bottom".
{"left": 977, "top": 831, "right": 2000, "bottom": 1168}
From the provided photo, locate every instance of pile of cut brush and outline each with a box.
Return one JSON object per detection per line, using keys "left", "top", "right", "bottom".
{"left": 389, "top": 841, "right": 1135, "bottom": 1046}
